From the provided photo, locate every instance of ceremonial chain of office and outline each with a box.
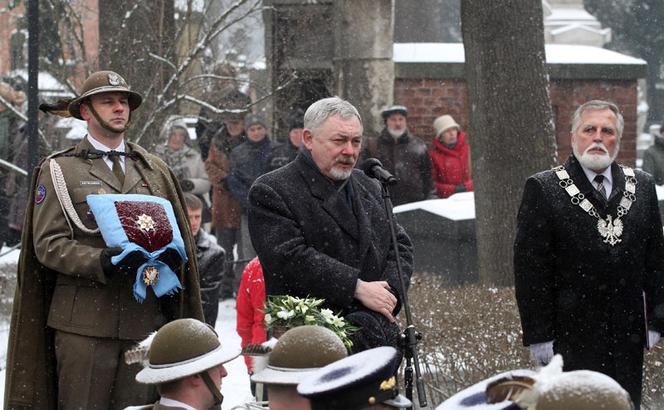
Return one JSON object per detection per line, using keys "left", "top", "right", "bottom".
{"left": 554, "top": 165, "right": 637, "bottom": 246}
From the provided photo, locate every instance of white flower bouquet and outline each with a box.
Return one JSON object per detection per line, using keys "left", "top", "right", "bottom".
{"left": 262, "top": 295, "right": 359, "bottom": 350}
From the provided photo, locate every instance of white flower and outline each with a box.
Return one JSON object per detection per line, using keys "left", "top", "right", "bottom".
{"left": 320, "top": 308, "right": 335, "bottom": 324}
{"left": 264, "top": 314, "right": 273, "bottom": 325}
{"left": 305, "top": 315, "right": 316, "bottom": 323}
{"left": 277, "top": 309, "right": 295, "bottom": 320}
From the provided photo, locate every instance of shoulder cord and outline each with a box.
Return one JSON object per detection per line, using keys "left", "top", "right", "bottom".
{"left": 49, "top": 158, "right": 100, "bottom": 235}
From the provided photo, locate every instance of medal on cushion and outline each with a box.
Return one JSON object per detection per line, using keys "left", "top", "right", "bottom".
{"left": 555, "top": 165, "right": 635, "bottom": 246}
{"left": 142, "top": 266, "right": 159, "bottom": 285}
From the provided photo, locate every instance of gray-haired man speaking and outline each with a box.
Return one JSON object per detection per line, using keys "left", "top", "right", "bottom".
{"left": 248, "top": 97, "right": 413, "bottom": 353}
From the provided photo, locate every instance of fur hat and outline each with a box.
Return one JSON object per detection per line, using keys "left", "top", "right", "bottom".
{"left": 433, "top": 115, "right": 460, "bottom": 137}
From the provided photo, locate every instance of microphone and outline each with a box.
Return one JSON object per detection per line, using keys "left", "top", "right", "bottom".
{"left": 361, "top": 158, "right": 397, "bottom": 185}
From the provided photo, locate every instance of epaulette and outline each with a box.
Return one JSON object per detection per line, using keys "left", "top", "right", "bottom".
{"left": 46, "top": 146, "right": 76, "bottom": 160}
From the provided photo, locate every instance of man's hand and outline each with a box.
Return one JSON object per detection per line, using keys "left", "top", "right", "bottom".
{"left": 354, "top": 279, "right": 398, "bottom": 323}
{"left": 529, "top": 341, "right": 554, "bottom": 366}
{"left": 100, "top": 247, "right": 147, "bottom": 278}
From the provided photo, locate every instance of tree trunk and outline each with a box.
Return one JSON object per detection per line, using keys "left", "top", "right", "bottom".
{"left": 461, "top": 0, "right": 557, "bottom": 285}
{"left": 98, "top": 0, "right": 176, "bottom": 145}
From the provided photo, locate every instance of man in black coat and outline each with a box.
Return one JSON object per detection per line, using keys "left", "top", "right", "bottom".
{"left": 359, "top": 104, "right": 433, "bottom": 206}
{"left": 248, "top": 97, "right": 413, "bottom": 352}
{"left": 514, "top": 100, "right": 664, "bottom": 409}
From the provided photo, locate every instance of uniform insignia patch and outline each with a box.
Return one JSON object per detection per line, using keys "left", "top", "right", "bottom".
{"left": 35, "top": 184, "right": 46, "bottom": 204}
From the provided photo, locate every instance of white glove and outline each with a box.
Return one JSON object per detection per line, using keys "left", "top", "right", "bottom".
{"left": 648, "top": 330, "right": 661, "bottom": 349}
{"left": 529, "top": 341, "right": 554, "bottom": 365}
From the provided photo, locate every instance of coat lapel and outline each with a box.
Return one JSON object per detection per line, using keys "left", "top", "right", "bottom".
{"left": 608, "top": 161, "right": 625, "bottom": 205}
{"left": 297, "top": 155, "right": 360, "bottom": 240}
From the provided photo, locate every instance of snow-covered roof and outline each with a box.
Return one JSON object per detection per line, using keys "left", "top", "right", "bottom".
{"left": 8, "top": 69, "right": 75, "bottom": 98}
{"left": 393, "top": 43, "right": 646, "bottom": 66}
{"left": 545, "top": 7, "right": 600, "bottom": 24}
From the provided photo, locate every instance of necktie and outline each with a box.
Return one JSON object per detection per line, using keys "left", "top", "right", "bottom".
{"left": 594, "top": 174, "right": 607, "bottom": 201}
{"left": 110, "top": 155, "right": 124, "bottom": 185}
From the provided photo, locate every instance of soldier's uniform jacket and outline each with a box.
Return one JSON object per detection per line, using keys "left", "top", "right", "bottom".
{"left": 4, "top": 137, "right": 204, "bottom": 409}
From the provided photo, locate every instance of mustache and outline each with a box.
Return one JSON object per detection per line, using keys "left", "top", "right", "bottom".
{"left": 335, "top": 156, "right": 355, "bottom": 165}
{"left": 584, "top": 143, "right": 608, "bottom": 155}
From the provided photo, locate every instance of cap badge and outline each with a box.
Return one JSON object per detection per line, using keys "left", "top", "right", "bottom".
{"left": 136, "top": 214, "right": 156, "bottom": 232}
{"left": 108, "top": 73, "right": 123, "bottom": 86}
{"left": 379, "top": 376, "right": 396, "bottom": 391}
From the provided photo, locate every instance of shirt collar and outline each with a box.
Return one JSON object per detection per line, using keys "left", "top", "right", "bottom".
{"left": 579, "top": 162, "right": 612, "bottom": 187}
{"left": 158, "top": 397, "right": 198, "bottom": 410}
{"left": 86, "top": 134, "right": 125, "bottom": 153}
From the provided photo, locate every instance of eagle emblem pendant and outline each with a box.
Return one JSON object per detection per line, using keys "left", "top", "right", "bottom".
{"left": 142, "top": 266, "right": 159, "bottom": 285}
{"left": 597, "top": 215, "right": 623, "bottom": 246}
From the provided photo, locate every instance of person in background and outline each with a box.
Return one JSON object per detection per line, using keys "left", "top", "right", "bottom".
{"left": 359, "top": 104, "right": 433, "bottom": 206}
{"left": 430, "top": 114, "right": 473, "bottom": 198}
{"left": 642, "top": 121, "right": 664, "bottom": 185}
{"left": 156, "top": 116, "right": 211, "bottom": 222}
{"left": 267, "top": 108, "right": 305, "bottom": 172}
{"left": 204, "top": 90, "right": 251, "bottom": 299}
{"left": 227, "top": 113, "right": 273, "bottom": 293}
{"left": 184, "top": 193, "right": 225, "bottom": 327}
{"left": 514, "top": 100, "right": 664, "bottom": 409}
{"left": 236, "top": 256, "right": 267, "bottom": 373}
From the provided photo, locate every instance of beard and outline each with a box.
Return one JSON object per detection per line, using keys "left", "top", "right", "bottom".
{"left": 329, "top": 156, "right": 356, "bottom": 180}
{"left": 573, "top": 141, "right": 619, "bottom": 172}
{"left": 387, "top": 127, "right": 406, "bottom": 139}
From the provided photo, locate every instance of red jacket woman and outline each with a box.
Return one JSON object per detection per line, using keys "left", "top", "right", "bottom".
{"left": 430, "top": 115, "right": 473, "bottom": 198}
{"left": 236, "top": 256, "right": 267, "bottom": 372}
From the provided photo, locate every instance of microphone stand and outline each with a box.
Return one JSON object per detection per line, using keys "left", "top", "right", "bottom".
{"left": 380, "top": 182, "right": 427, "bottom": 409}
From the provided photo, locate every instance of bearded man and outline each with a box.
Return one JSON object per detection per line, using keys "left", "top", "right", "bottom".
{"left": 358, "top": 104, "right": 433, "bottom": 206}
{"left": 514, "top": 100, "right": 664, "bottom": 409}
{"left": 247, "top": 97, "right": 413, "bottom": 353}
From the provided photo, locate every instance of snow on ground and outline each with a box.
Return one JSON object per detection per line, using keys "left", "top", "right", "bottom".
{"left": 0, "top": 270, "right": 252, "bottom": 409}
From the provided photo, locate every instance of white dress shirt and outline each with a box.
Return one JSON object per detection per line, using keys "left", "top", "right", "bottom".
{"left": 86, "top": 134, "right": 126, "bottom": 172}
{"left": 580, "top": 163, "right": 613, "bottom": 199}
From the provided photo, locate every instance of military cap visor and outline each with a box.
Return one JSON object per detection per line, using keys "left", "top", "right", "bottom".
{"left": 298, "top": 346, "right": 412, "bottom": 409}
{"left": 381, "top": 105, "right": 408, "bottom": 120}
{"left": 68, "top": 71, "right": 143, "bottom": 119}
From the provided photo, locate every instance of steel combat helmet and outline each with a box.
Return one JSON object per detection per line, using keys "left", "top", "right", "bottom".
{"left": 251, "top": 325, "right": 348, "bottom": 386}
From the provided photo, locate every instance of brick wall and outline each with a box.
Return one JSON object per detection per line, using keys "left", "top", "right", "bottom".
{"left": 395, "top": 77, "right": 638, "bottom": 166}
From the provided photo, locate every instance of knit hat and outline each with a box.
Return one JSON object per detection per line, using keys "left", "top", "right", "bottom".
{"left": 433, "top": 115, "right": 460, "bottom": 137}
{"left": 287, "top": 108, "right": 305, "bottom": 131}
{"left": 244, "top": 113, "right": 267, "bottom": 130}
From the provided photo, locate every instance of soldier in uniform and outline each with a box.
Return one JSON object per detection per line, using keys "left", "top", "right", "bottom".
{"left": 4, "top": 70, "right": 204, "bottom": 410}
{"left": 251, "top": 325, "right": 349, "bottom": 410}
{"left": 128, "top": 318, "right": 240, "bottom": 410}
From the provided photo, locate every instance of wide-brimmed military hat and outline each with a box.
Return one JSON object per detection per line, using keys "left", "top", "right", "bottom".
{"left": 251, "top": 325, "right": 348, "bottom": 386}
{"left": 297, "top": 346, "right": 412, "bottom": 409}
{"left": 68, "top": 70, "right": 143, "bottom": 119}
{"left": 135, "top": 318, "right": 240, "bottom": 384}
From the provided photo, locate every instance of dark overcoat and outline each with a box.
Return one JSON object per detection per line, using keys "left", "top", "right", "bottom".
{"left": 359, "top": 129, "right": 433, "bottom": 206}
{"left": 248, "top": 152, "right": 414, "bottom": 351}
{"left": 514, "top": 155, "right": 664, "bottom": 406}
